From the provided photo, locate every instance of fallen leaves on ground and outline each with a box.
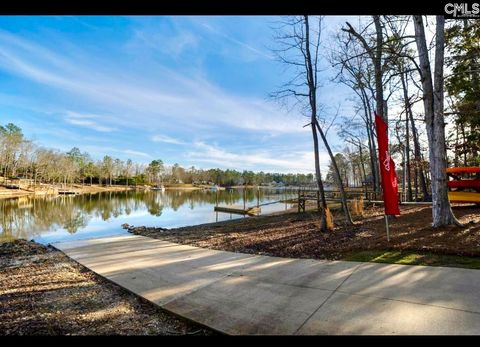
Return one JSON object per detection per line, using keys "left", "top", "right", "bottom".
{"left": 134, "top": 204, "right": 480, "bottom": 259}
{"left": 0, "top": 240, "right": 215, "bottom": 335}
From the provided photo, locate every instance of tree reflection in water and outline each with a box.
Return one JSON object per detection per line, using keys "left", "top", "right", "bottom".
{"left": 0, "top": 188, "right": 297, "bottom": 241}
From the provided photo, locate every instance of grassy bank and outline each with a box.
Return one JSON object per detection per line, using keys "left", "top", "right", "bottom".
{"left": 0, "top": 239, "right": 215, "bottom": 335}
{"left": 343, "top": 250, "right": 480, "bottom": 269}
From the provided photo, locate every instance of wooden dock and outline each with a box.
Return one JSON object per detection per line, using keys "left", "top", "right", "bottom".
{"left": 58, "top": 190, "right": 79, "bottom": 195}
{"left": 214, "top": 205, "right": 261, "bottom": 216}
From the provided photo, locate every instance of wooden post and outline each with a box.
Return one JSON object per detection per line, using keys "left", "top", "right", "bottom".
{"left": 385, "top": 215, "right": 390, "bottom": 242}
{"left": 257, "top": 187, "right": 260, "bottom": 208}
{"left": 298, "top": 189, "right": 300, "bottom": 213}
{"left": 243, "top": 189, "right": 246, "bottom": 211}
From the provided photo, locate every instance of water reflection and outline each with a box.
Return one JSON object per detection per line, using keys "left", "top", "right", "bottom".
{"left": 0, "top": 188, "right": 297, "bottom": 244}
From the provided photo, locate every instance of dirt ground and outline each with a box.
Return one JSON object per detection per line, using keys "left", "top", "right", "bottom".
{"left": 133, "top": 204, "right": 480, "bottom": 259}
{"left": 0, "top": 240, "right": 215, "bottom": 335}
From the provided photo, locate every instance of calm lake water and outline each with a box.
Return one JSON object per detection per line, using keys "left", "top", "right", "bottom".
{"left": 0, "top": 188, "right": 297, "bottom": 245}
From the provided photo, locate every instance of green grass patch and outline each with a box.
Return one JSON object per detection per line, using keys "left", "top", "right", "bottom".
{"left": 342, "top": 250, "right": 480, "bottom": 270}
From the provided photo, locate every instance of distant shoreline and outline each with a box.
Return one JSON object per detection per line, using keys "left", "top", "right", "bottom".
{"left": 0, "top": 184, "right": 135, "bottom": 200}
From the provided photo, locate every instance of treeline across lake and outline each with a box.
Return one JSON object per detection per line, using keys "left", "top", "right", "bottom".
{"left": 0, "top": 123, "right": 315, "bottom": 188}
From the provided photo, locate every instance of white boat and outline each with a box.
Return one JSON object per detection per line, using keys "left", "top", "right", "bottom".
{"left": 151, "top": 185, "right": 165, "bottom": 192}
{"left": 209, "top": 185, "right": 225, "bottom": 191}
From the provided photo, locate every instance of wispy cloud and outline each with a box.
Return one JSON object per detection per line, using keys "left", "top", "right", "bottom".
{"left": 0, "top": 19, "right": 338, "bottom": 173}
{"left": 131, "top": 29, "right": 198, "bottom": 57}
{"left": 0, "top": 30, "right": 305, "bottom": 136}
{"left": 80, "top": 145, "right": 151, "bottom": 160}
{"left": 64, "top": 111, "right": 117, "bottom": 133}
{"left": 186, "top": 141, "right": 329, "bottom": 174}
{"left": 199, "top": 22, "right": 274, "bottom": 60}
{"left": 123, "top": 149, "right": 151, "bottom": 158}
{"left": 151, "top": 134, "right": 186, "bottom": 145}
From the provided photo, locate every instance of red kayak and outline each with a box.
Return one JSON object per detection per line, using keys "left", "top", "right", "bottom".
{"left": 447, "top": 179, "right": 480, "bottom": 191}
{"left": 446, "top": 167, "right": 480, "bottom": 174}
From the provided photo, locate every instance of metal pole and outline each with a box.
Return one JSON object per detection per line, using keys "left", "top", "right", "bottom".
{"left": 385, "top": 215, "right": 390, "bottom": 242}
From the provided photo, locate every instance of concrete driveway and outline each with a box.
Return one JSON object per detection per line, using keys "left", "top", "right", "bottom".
{"left": 54, "top": 234, "right": 480, "bottom": 335}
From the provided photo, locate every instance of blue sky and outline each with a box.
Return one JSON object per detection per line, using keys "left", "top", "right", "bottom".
{"left": 0, "top": 16, "right": 357, "bottom": 174}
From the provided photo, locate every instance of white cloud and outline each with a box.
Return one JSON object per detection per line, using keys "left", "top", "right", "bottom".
{"left": 122, "top": 149, "right": 151, "bottom": 158}
{"left": 79, "top": 145, "right": 151, "bottom": 160}
{"left": 199, "top": 22, "right": 274, "bottom": 60}
{"left": 131, "top": 29, "right": 198, "bottom": 57}
{"left": 64, "top": 111, "right": 117, "bottom": 133}
{"left": 0, "top": 25, "right": 335, "bottom": 173}
{"left": 151, "top": 134, "right": 186, "bottom": 145}
{"left": 186, "top": 141, "right": 330, "bottom": 174}
{"left": 0, "top": 30, "right": 307, "bottom": 137}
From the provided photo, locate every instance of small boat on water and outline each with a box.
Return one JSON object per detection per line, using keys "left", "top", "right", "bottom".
{"left": 151, "top": 185, "right": 166, "bottom": 192}
{"left": 209, "top": 185, "right": 226, "bottom": 191}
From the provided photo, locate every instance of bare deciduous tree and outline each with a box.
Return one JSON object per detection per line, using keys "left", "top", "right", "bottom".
{"left": 413, "top": 15, "right": 461, "bottom": 227}
{"left": 271, "top": 16, "right": 354, "bottom": 230}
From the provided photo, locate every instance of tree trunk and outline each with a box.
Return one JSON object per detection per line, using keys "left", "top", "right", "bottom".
{"left": 373, "top": 16, "right": 385, "bottom": 122}
{"left": 358, "top": 144, "right": 367, "bottom": 182}
{"left": 400, "top": 71, "right": 413, "bottom": 201}
{"left": 454, "top": 122, "right": 459, "bottom": 167}
{"left": 360, "top": 88, "right": 380, "bottom": 192}
{"left": 461, "top": 123, "right": 467, "bottom": 165}
{"left": 409, "top": 111, "right": 429, "bottom": 200}
{"left": 304, "top": 15, "right": 328, "bottom": 231}
{"left": 311, "top": 122, "right": 328, "bottom": 231}
{"left": 414, "top": 15, "right": 460, "bottom": 227}
{"left": 304, "top": 16, "right": 353, "bottom": 224}
{"left": 315, "top": 121, "right": 354, "bottom": 225}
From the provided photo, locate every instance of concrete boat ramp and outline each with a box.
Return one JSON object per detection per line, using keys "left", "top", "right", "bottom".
{"left": 54, "top": 234, "right": 480, "bottom": 335}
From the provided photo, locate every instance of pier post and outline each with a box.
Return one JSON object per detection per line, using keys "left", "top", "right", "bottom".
{"left": 298, "top": 189, "right": 300, "bottom": 213}
{"left": 257, "top": 187, "right": 259, "bottom": 208}
{"left": 243, "top": 188, "right": 246, "bottom": 211}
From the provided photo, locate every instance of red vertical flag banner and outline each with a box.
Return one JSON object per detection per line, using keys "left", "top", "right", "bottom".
{"left": 374, "top": 112, "right": 400, "bottom": 215}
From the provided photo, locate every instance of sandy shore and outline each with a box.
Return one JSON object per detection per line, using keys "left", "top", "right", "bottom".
{"left": 0, "top": 239, "right": 215, "bottom": 335}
